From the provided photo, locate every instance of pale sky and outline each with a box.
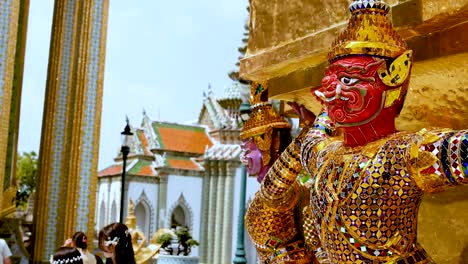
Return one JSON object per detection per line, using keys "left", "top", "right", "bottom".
{"left": 19, "top": 0, "right": 249, "bottom": 169}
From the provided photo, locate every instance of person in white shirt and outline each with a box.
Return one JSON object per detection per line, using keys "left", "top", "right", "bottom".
{"left": 0, "top": 238, "right": 12, "bottom": 264}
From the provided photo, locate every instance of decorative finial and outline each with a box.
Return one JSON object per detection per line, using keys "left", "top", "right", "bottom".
{"left": 129, "top": 199, "right": 134, "bottom": 214}
{"left": 207, "top": 83, "right": 213, "bottom": 95}
{"left": 122, "top": 116, "right": 133, "bottom": 136}
{"left": 125, "top": 198, "right": 136, "bottom": 229}
{"left": 240, "top": 82, "right": 291, "bottom": 140}
{"left": 348, "top": 0, "right": 390, "bottom": 14}
{"left": 250, "top": 82, "right": 267, "bottom": 106}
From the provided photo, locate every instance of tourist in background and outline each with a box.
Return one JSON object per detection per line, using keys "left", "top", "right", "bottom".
{"left": 0, "top": 238, "right": 11, "bottom": 264}
{"left": 98, "top": 223, "right": 135, "bottom": 264}
{"left": 64, "top": 231, "right": 103, "bottom": 264}
{"left": 51, "top": 246, "right": 83, "bottom": 264}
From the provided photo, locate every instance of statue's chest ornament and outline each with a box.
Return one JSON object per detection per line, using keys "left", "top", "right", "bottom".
{"left": 310, "top": 141, "right": 379, "bottom": 221}
{"left": 308, "top": 138, "right": 420, "bottom": 259}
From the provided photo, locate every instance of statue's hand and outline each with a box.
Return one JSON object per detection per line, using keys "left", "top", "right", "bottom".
{"left": 287, "top": 101, "right": 316, "bottom": 127}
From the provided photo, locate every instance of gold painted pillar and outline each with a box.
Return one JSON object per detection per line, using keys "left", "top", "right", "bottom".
{"left": 32, "top": 0, "right": 108, "bottom": 262}
{"left": 0, "top": 0, "right": 29, "bottom": 216}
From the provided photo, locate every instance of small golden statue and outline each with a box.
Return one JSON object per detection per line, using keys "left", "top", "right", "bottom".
{"left": 125, "top": 199, "right": 147, "bottom": 254}
{"left": 125, "top": 199, "right": 160, "bottom": 263}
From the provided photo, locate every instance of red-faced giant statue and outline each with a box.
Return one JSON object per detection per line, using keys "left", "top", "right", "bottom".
{"left": 244, "top": 1, "right": 468, "bottom": 263}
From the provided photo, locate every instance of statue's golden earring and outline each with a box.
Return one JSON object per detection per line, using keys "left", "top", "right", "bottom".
{"left": 379, "top": 51, "right": 413, "bottom": 107}
{"left": 253, "top": 129, "right": 273, "bottom": 166}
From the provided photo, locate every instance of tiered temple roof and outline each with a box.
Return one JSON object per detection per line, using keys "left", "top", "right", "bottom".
{"left": 99, "top": 114, "right": 213, "bottom": 177}
{"left": 98, "top": 159, "right": 156, "bottom": 177}
{"left": 151, "top": 121, "right": 213, "bottom": 155}
{"left": 99, "top": 82, "right": 246, "bottom": 178}
{"left": 198, "top": 82, "right": 248, "bottom": 131}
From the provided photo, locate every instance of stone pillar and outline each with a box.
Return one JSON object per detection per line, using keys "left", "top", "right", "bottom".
{"left": 213, "top": 162, "right": 225, "bottom": 264}
{"left": 0, "top": 0, "right": 29, "bottom": 215}
{"left": 199, "top": 164, "right": 211, "bottom": 263}
{"left": 221, "top": 161, "right": 235, "bottom": 263}
{"left": 32, "top": 0, "right": 108, "bottom": 262}
{"left": 206, "top": 161, "right": 218, "bottom": 264}
{"left": 106, "top": 177, "right": 112, "bottom": 225}
{"left": 233, "top": 165, "right": 248, "bottom": 264}
{"left": 157, "top": 174, "right": 168, "bottom": 229}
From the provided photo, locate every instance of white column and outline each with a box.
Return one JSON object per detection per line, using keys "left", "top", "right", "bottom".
{"left": 206, "top": 162, "right": 218, "bottom": 264}
{"left": 221, "top": 161, "right": 235, "bottom": 263}
{"left": 199, "top": 165, "right": 211, "bottom": 263}
{"left": 213, "top": 161, "right": 226, "bottom": 264}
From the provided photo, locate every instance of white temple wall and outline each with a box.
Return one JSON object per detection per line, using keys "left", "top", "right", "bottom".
{"left": 166, "top": 174, "right": 203, "bottom": 256}
{"left": 96, "top": 178, "right": 110, "bottom": 232}
{"left": 127, "top": 177, "right": 159, "bottom": 240}
{"left": 96, "top": 170, "right": 254, "bottom": 260}
{"left": 96, "top": 177, "right": 123, "bottom": 230}
{"left": 109, "top": 177, "right": 123, "bottom": 223}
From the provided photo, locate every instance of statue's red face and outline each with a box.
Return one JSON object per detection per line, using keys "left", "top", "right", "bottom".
{"left": 317, "top": 56, "right": 387, "bottom": 127}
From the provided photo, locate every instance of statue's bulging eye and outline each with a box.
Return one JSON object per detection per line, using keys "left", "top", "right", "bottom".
{"left": 340, "top": 76, "right": 359, "bottom": 85}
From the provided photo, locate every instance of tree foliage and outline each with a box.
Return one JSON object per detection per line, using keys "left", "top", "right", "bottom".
{"left": 156, "top": 232, "right": 174, "bottom": 255}
{"left": 15, "top": 151, "right": 38, "bottom": 208}
{"left": 154, "top": 227, "right": 199, "bottom": 256}
{"left": 175, "top": 227, "right": 199, "bottom": 256}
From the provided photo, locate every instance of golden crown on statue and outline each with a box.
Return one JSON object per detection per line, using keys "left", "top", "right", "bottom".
{"left": 328, "top": 0, "right": 407, "bottom": 61}
{"left": 240, "top": 82, "right": 291, "bottom": 140}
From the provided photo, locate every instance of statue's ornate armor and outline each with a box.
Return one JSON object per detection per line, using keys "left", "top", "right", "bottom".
{"left": 301, "top": 125, "right": 468, "bottom": 263}
{"left": 251, "top": 109, "right": 468, "bottom": 263}
{"left": 242, "top": 1, "right": 468, "bottom": 263}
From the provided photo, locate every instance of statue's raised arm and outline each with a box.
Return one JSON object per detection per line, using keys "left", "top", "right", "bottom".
{"left": 408, "top": 128, "right": 468, "bottom": 192}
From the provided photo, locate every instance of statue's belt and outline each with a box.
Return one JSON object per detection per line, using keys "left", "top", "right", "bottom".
{"left": 267, "top": 240, "right": 308, "bottom": 263}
